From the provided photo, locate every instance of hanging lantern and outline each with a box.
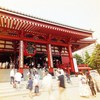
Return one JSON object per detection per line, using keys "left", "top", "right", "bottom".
{"left": 24, "top": 42, "right": 36, "bottom": 57}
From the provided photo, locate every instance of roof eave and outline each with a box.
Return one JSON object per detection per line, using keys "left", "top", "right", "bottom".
{"left": 0, "top": 7, "right": 93, "bottom": 34}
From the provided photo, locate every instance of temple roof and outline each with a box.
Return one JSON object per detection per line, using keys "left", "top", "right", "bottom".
{"left": 0, "top": 7, "right": 96, "bottom": 52}
{"left": 0, "top": 7, "right": 93, "bottom": 34}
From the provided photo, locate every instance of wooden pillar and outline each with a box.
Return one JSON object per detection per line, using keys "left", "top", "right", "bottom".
{"left": 47, "top": 44, "right": 53, "bottom": 68}
{"left": 67, "top": 45, "right": 74, "bottom": 72}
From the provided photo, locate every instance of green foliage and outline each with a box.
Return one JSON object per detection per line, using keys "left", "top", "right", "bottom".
{"left": 73, "top": 53, "right": 84, "bottom": 65}
{"left": 73, "top": 44, "right": 100, "bottom": 74}
{"left": 84, "top": 51, "right": 90, "bottom": 65}
{"left": 89, "top": 44, "right": 100, "bottom": 74}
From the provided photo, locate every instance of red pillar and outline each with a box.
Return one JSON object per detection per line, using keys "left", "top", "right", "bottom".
{"left": 19, "top": 40, "right": 24, "bottom": 68}
{"left": 19, "top": 30, "right": 24, "bottom": 68}
{"left": 47, "top": 44, "right": 53, "bottom": 68}
{"left": 67, "top": 45, "right": 74, "bottom": 72}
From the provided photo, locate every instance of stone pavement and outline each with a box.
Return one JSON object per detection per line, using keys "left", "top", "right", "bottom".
{"left": 0, "top": 77, "right": 100, "bottom": 100}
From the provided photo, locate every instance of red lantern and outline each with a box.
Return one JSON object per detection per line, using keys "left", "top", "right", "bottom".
{"left": 24, "top": 42, "right": 36, "bottom": 56}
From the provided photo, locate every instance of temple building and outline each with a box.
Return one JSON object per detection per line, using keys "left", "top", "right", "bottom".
{"left": 0, "top": 7, "right": 96, "bottom": 81}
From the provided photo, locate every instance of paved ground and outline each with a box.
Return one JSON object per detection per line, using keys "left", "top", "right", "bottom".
{"left": 0, "top": 77, "right": 100, "bottom": 100}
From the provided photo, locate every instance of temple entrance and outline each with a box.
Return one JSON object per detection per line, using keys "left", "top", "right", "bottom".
{"left": 24, "top": 53, "right": 47, "bottom": 69}
{"left": 35, "top": 53, "right": 47, "bottom": 68}
{"left": 53, "top": 55, "right": 62, "bottom": 68}
{"left": 0, "top": 51, "right": 63, "bottom": 69}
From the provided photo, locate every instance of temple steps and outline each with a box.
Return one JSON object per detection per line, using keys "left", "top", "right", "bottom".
{"left": 0, "top": 77, "right": 79, "bottom": 98}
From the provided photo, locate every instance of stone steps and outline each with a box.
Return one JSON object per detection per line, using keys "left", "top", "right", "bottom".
{"left": 0, "top": 81, "right": 27, "bottom": 97}
{"left": 0, "top": 90, "right": 28, "bottom": 97}
{"left": 0, "top": 77, "right": 79, "bottom": 98}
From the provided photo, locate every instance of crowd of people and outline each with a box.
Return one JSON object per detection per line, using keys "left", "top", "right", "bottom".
{"left": 9, "top": 67, "right": 100, "bottom": 99}
{"left": 10, "top": 67, "right": 66, "bottom": 99}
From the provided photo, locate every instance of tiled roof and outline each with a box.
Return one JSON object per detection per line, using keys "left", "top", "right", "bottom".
{"left": 0, "top": 6, "right": 93, "bottom": 33}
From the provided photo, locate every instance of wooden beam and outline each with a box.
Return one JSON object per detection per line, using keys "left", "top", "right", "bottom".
{"left": 0, "top": 34, "right": 68, "bottom": 47}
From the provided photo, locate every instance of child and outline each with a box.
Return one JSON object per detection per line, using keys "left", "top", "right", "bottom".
{"left": 27, "top": 77, "right": 33, "bottom": 98}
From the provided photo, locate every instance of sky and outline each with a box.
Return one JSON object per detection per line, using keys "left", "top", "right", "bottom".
{"left": 0, "top": 0, "right": 100, "bottom": 43}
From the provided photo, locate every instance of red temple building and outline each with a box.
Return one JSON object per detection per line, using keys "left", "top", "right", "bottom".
{"left": 0, "top": 7, "right": 95, "bottom": 78}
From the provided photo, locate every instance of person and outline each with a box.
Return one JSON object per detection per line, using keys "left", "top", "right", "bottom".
{"left": 57, "top": 70, "right": 66, "bottom": 100}
{"left": 78, "top": 72, "right": 90, "bottom": 97}
{"left": 27, "top": 77, "right": 33, "bottom": 98}
{"left": 34, "top": 71, "right": 40, "bottom": 96}
{"left": 66, "top": 72, "right": 71, "bottom": 83}
{"left": 42, "top": 70, "right": 53, "bottom": 99}
{"left": 5, "top": 61, "right": 9, "bottom": 69}
{"left": 27, "top": 68, "right": 32, "bottom": 80}
{"left": 33, "top": 67, "right": 37, "bottom": 76}
{"left": 94, "top": 79, "right": 100, "bottom": 92}
{"left": 14, "top": 69, "right": 22, "bottom": 88}
{"left": 2, "top": 62, "right": 6, "bottom": 69}
{"left": 54, "top": 69, "right": 60, "bottom": 79}
{"left": 10, "top": 67, "right": 15, "bottom": 84}
{"left": 86, "top": 73, "right": 96, "bottom": 96}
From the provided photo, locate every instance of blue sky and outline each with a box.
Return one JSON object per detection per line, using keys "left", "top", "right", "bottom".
{"left": 0, "top": 0, "right": 100, "bottom": 43}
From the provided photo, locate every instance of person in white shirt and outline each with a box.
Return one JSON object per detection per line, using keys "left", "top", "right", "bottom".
{"left": 42, "top": 70, "right": 53, "bottom": 96}
{"left": 14, "top": 69, "right": 22, "bottom": 88}
{"left": 10, "top": 67, "right": 15, "bottom": 84}
{"left": 59, "top": 68, "right": 65, "bottom": 75}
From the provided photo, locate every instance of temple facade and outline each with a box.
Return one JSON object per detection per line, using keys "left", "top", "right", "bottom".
{"left": 0, "top": 7, "right": 95, "bottom": 77}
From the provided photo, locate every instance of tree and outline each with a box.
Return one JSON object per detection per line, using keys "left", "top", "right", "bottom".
{"left": 73, "top": 53, "right": 84, "bottom": 65}
{"left": 89, "top": 44, "right": 100, "bottom": 74}
{"left": 84, "top": 51, "right": 90, "bottom": 65}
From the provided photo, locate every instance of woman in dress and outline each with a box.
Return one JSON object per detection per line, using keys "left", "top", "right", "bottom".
{"left": 78, "top": 72, "right": 90, "bottom": 97}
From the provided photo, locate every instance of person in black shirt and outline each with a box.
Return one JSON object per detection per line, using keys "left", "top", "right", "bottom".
{"left": 57, "top": 70, "right": 65, "bottom": 100}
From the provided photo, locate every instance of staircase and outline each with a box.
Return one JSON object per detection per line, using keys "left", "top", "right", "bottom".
{"left": 0, "top": 76, "right": 79, "bottom": 98}
{"left": 0, "top": 81, "right": 28, "bottom": 97}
